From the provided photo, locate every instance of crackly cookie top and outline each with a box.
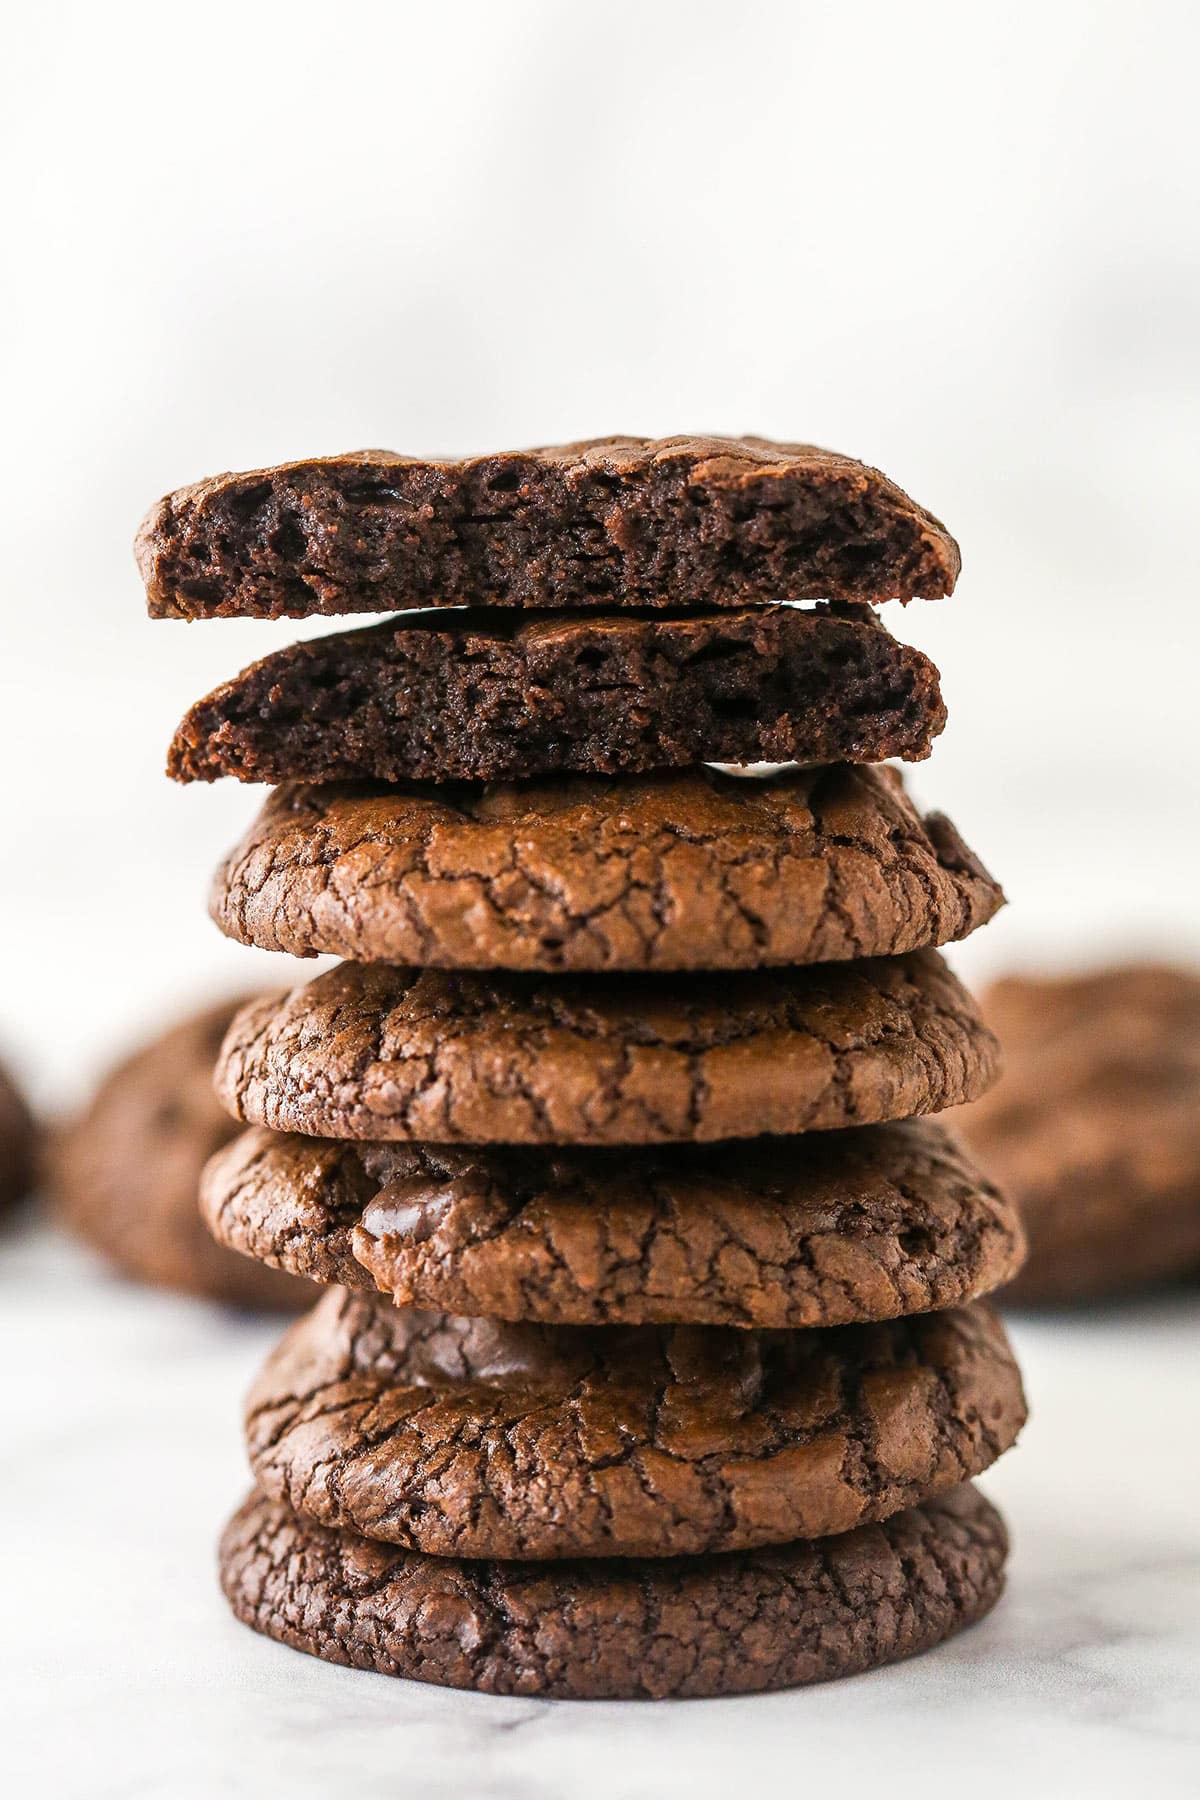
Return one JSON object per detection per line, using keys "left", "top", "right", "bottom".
{"left": 201, "top": 1117, "right": 1025, "bottom": 1327}
{"left": 213, "top": 949, "right": 1000, "bottom": 1145}
{"left": 243, "top": 1287, "right": 1025, "bottom": 1560}
{"left": 219, "top": 1483, "right": 1008, "bottom": 1700}
{"left": 137, "top": 435, "right": 960, "bottom": 619}
{"left": 208, "top": 763, "right": 1002, "bottom": 971}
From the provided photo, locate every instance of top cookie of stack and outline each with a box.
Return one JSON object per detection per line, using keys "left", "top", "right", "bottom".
{"left": 137, "top": 436, "right": 961, "bottom": 618}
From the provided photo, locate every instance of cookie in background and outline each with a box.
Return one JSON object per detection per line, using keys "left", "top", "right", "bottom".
{"left": 955, "top": 964, "right": 1200, "bottom": 1304}
{"left": 0, "top": 1053, "right": 37, "bottom": 1214}
{"left": 49, "top": 999, "right": 315, "bottom": 1310}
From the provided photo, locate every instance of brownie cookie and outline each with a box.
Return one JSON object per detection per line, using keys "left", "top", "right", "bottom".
{"left": 0, "top": 1055, "right": 36, "bottom": 1213}
{"left": 214, "top": 951, "right": 999, "bottom": 1146}
{"left": 203, "top": 1120, "right": 1025, "bottom": 1327}
{"left": 167, "top": 604, "right": 946, "bottom": 786}
{"left": 201, "top": 1130, "right": 375, "bottom": 1291}
{"left": 956, "top": 965, "right": 1200, "bottom": 1303}
{"left": 219, "top": 1483, "right": 1007, "bottom": 1699}
{"left": 50, "top": 1000, "right": 313, "bottom": 1309}
{"left": 209, "top": 764, "right": 1004, "bottom": 972}
{"left": 245, "top": 1288, "right": 1024, "bottom": 1559}
{"left": 137, "top": 436, "right": 961, "bottom": 620}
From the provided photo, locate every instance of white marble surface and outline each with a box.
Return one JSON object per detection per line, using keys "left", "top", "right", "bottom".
{"left": 4, "top": 1214, "right": 1197, "bottom": 1800}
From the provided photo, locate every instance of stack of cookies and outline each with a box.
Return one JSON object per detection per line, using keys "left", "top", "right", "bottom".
{"left": 138, "top": 436, "right": 1027, "bottom": 1700}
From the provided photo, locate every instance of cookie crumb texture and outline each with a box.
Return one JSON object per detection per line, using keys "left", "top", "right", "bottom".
{"left": 137, "top": 436, "right": 961, "bottom": 620}
{"left": 50, "top": 1001, "right": 312, "bottom": 1309}
{"left": 214, "top": 950, "right": 999, "bottom": 1145}
{"left": 0, "top": 1057, "right": 36, "bottom": 1212}
{"left": 209, "top": 764, "right": 1003, "bottom": 972}
{"left": 202, "top": 1119, "right": 1026, "bottom": 1327}
{"left": 244, "top": 1289, "right": 1025, "bottom": 1559}
{"left": 219, "top": 1483, "right": 1006, "bottom": 1699}
{"left": 957, "top": 964, "right": 1200, "bottom": 1302}
{"left": 167, "top": 604, "right": 946, "bottom": 785}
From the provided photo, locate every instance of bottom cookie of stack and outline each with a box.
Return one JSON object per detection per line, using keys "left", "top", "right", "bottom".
{"left": 220, "top": 1482, "right": 1008, "bottom": 1700}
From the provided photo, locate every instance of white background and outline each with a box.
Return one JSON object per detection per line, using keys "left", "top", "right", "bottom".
{"left": 3, "top": 0, "right": 1199, "bottom": 1103}
{"left": 2, "top": 4, "right": 1198, "bottom": 1796}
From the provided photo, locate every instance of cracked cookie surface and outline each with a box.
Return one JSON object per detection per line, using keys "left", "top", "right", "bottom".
{"left": 214, "top": 950, "right": 999, "bottom": 1145}
{"left": 219, "top": 1482, "right": 1007, "bottom": 1698}
{"left": 137, "top": 434, "right": 961, "bottom": 620}
{"left": 0, "top": 1056, "right": 35, "bottom": 1213}
{"left": 202, "top": 1119, "right": 1025, "bottom": 1327}
{"left": 50, "top": 1000, "right": 313, "bottom": 1309}
{"left": 956, "top": 964, "right": 1200, "bottom": 1303}
{"left": 243, "top": 1288, "right": 1025, "bottom": 1558}
{"left": 167, "top": 604, "right": 945, "bottom": 785}
{"left": 209, "top": 764, "right": 1003, "bottom": 971}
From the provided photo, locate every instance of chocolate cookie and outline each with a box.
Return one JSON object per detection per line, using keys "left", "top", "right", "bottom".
{"left": 956, "top": 965, "right": 1200, "bottom": 1303}
{"left": 202, "top": 1119, "right": 1025, "bottom": 1328}
{"left": 214, "top": 951, "right": 999, "bottom": 1146}
{"left": 51, "top": 1000, "right": 313, "bottom": 1309}
{"left": 202, "top": 1129, "right": 373, "bottom": 1291}
{"left": 245, "top": 1289, "right": 1024, "bottom": 1559}
{"left": 209, "top": 764, "right": 1003, "bottom": 972}
{"left": 137, "top": 436, "right": 960, "bottom": 620}
{"left": 167, "top": 604, "right": 946, "bottom": 786}
{"left": 219, "top": 1483, "right": 1007, "bottom": 1699}
{"left": 0, "top": 1055, "right": 36, "bottom": 1213}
